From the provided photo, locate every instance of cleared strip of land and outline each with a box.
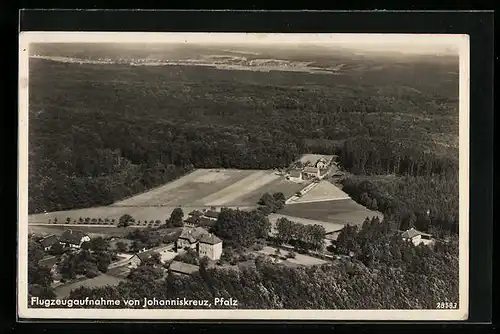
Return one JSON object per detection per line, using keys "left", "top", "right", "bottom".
{"left": 112, "top": 169, "right": 255, "bottom": 207}
{"left": 287, "top": 180, "right": 351, "bottom": 204}
{"left": 279, "top": 199, "right": 383, "bottom": 226}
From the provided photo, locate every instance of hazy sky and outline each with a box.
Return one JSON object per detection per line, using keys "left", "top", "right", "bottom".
{"left": 21, "top": 32, "right": 466, "bottom": 56}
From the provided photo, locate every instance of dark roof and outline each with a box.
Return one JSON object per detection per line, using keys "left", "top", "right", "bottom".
{"left": 199, "top": 233, "right": 222, "bottom": 245}
{"left": 198, "top": 217, "right": 215, "bottom": 227}
{"left": 178, "top": 227, "right": 209, "bottom": 243}
{"left": 136, "top": 250, "right": 157, "bottom": 262}
{"left": 289, "top": 170, "right": 302, "bottom": 177}
{"left": 169, "top": 261, "right": 199, "bottom": 275}
{"left": 188, "top": 210, "right": 203, "bottom": 217}
{"left": 40, "top": 234, "right": 59, "bottom": 248}
{"left": 401, "top": 228, "right": 432, "bottom": 239}
{"left": 184, "top": 216, "right": 199, "bottom": 225}
{"left": 60, "top": 230, "right": 88, "bottom": 245}
{"left": 203, "top": 210, "right": 219, "bottom": 219}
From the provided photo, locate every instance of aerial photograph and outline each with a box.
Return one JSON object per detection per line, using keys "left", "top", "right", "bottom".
{"left": 24, "top": 34, "right": 461, "bottom": 311}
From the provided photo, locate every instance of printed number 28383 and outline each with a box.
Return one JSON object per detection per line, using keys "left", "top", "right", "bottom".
{"left": 436, "top": 302, "right": 458, "bottom": 309}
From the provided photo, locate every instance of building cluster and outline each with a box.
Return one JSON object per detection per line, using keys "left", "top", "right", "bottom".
{"left": 183, "top": 208, "right": 220, "bottom": 228}
{"left": 286, "top": 157, "right": 333, "bottom": 183}
{"left": 39, "top": 229, "right": 90, "bottom": 251}
{"left": 401, "top": 228, "right": 435, "bottom": 246}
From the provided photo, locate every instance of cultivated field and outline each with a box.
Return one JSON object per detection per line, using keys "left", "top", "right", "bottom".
{"left": 287, "top": 180, "right": 351, "bottom": 204}
{"left": 112, "top": 168, "right": 302, "bottom": 207}
{"left": 28, "top": 205, "right": 256, "bottom": 226}
{"left": 54, "top": 274, "right": 124, "bottom": 298}
{"left": 279, "top": 199, "right": 383, "bottom": 226}
{"left": 28, "top": 168, "right": 304, "bottom": 225}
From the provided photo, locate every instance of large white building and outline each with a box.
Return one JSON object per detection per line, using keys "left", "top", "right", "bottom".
{"left": 198, "top": 233, "right": 223, "bottom": 261}
{"left": 176, "top": 227, "right": 223, "bottom": 261}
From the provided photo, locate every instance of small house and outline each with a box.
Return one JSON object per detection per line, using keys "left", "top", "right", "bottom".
{"left": 198, "top": 233, "right": 223, "bottom": 261}
{"left": 59, "top": 230, "right": 90, "bottom": 249}
{"left": 287, "top": 169, "right": 303, "bottom": 182}
{"left": 401, "top": 228, "right": 434, "bottom": 246}
{"left": 39, "top": 234, "right": 59, "bottom": 251}
{"left": 168, "top": 261, "right": 199, "bottom": 276}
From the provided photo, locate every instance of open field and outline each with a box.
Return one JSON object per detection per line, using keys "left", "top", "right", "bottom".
{"left": 287, "top": 180, "right": 351, "bottom": 204}
{"left": 112, "top": 168, "right": 301, "bottom": 207}
{"left": 28, "top": 204, "right": 257, "bottom": 226}
{"left": 54, "top": 274, "right": 124, "bottom": 298}
{"left": 279, "top": 199, "right": 383, "bottom": 226}
{"left": 268, "top": 213, "right": 345, "bottom": 234}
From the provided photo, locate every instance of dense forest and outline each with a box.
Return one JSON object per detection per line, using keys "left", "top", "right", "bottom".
{"left": 29, "top": 57, "right": 459, "bottom": 222}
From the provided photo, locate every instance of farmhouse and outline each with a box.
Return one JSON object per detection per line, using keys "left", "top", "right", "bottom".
{"left": 127, "top": 244, "right": 173, "bottom": 268}
{"left": 401, "top": 228, "right": 434, "bottom": 246}
{"left": 59, "top": 230, "right": 90, "bottom": 249}
{"left": 168, "top": 261, "right": 199, "bottom": 276}
{"left": 302, "top": 166, "right": 321, "bottom": 179}
{"left": 175, "top": 227, "right": 224, "bottom": 261}
{"left": 39, "top": 234, "right": 59, "bottom": 251}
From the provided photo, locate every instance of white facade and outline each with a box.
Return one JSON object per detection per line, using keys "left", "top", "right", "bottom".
{"left": 198, "top": 241, "right": 223, "bottom": 261}
{"left": 409, "top": 235, "right": 434, "bottom": 246}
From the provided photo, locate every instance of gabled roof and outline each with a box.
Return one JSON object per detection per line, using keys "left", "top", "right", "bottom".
{"left": 169, "top": 261, "right": 199, "bottom": 275}
{"left": 289, "top": 170, "right": 302, "bottom": 177}
{"left": 199, "top": 233, "right": 222, "bottom": 245}
{"left": 203, "top": 210, "right": 219, "bottom": 219}
{"left": 303, "top": 166, "right": 319, "bottom": 174}
{"left": 135, "top": 250, "right": 157, "bottom": 262}
{"left": 188, "top": 210, "right": 203, "bottom": 217}
{"left": 401, "top": 228, "right": 432, "bottom": 239}
{"left": 178, "top": 227, "right": 209, "bottom": 243}
{"left": 198, "top": 217, "right": 215, "bottom": 227}
{"left": 184, "top": 216, "right": 199, "bottom": 225}
{"left": 60, "top": 230, "right": 88, "bottom": 245}
{"left": 40, "top": 234, "right": 59, "bottom": 248}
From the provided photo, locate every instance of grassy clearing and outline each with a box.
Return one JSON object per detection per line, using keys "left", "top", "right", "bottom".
{"left": 279, "top": 199, "right": 382, "bottom": 226}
